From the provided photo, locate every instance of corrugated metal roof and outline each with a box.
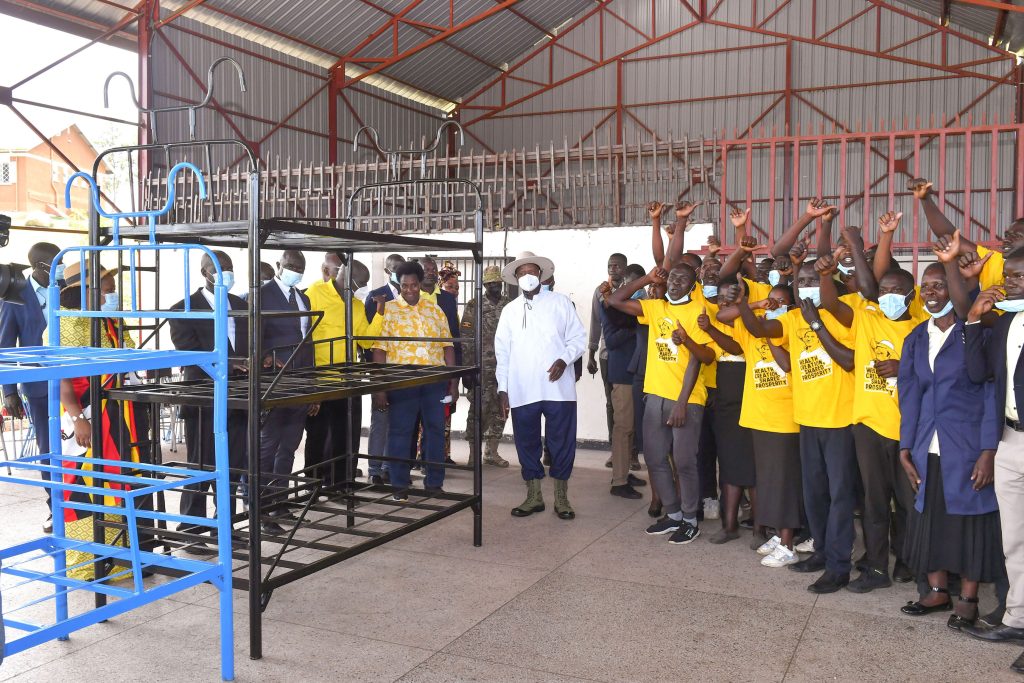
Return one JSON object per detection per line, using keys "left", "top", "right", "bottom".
{"left": 6, "top": 0, "right": 592, "bottom": 108}
{"left": 891, "top": 0, "right": 1024, "bottom": 51}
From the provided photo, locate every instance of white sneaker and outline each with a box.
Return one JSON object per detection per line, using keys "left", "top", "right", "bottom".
{"left": 761, "top": 545, "right": 798, "bottom": 568}
{"left": 756, "top": 535, "right": 781, "bottom": 556}
{"left": 702, "top": 497, "right": 720, "bottom": 520}
{"left": 794, "top": 538, "right": 815, "bottom": 554}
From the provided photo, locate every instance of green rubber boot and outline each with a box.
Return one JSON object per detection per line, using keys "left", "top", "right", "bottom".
{"left": 553, "top": 478, "right": 575, "bottom": 520}
{"left": 511, "top": 479, "right": 545, "bottom": 517}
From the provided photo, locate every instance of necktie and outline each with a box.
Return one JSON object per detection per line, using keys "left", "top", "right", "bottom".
{"left": 288, "top": 287, "right": 296, "bottom": 308}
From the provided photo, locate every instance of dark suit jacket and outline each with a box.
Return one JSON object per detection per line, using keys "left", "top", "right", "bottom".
{"left": 261, "top": 279, "right": 313, "bottom": 368}
{"left": 600, "top": 304, "right": 637, "bottom": 386}
{"left": 169, "top": 288, "right": 249, "bottom": 381}
{"left": 900, "top": 319, "right": 999, "bottom": 515}
{"left": 364, "top": 284, "right": 395, "bottom": 324}
{"left": 966, "top": 312, "right": 1024, "bottom": 424}
{"left": 436, "top": 289, "right": 463, "bottom": 365}
{"left": 0, "top": 278, "right": 48, "bottom": 399}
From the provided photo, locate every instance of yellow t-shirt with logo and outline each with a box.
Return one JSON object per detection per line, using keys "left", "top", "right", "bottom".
{"left": 701, "top": 299, "right": 721, "bottom": 390}
{"left": 744, "top": 277, "right": 773, "bottom": 303}
{"left": 639, "top": 298, "right": 712, "bottom": 405}
{"left": 732, "top": 319, "right": 798, "bottom": 434}
{"left": 977, "top": 245, "right": 1005, "bottom": 291}
{"left": 776, "top": 307, "right": 855, "bottom": 429}
{"left": 850, "top": 304, "right": 925, "bottom": 441}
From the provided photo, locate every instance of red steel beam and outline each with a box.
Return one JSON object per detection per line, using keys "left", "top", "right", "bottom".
{"left": 336, "top": 0, "right": 524, "bottom": 90}
{"left": 337, "top": 0, "right": 428, "bottom": 64}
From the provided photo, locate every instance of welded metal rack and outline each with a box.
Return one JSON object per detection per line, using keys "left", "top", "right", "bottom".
{"left": 93, "top": 136, "right": 485, "bottom": 660}
{"left": 0, "top": 240, "right": 236, "bottom": 681}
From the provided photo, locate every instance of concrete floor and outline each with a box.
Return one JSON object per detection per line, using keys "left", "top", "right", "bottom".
{"left": 1, "top": 441, "right": 1023, "bottom": 682}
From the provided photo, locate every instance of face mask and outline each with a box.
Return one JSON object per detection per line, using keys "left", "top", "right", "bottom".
{"left": 995, "top": 299, "right": 1024, "bottom": 313}
{"left": 798, "top": 287, "right": 821, "bottom": 307}
{"left": 280, "top": 268, "right": 303, "bottom": 289}
{"left": 765, "top": 305, "right": 788, "bottom": 320}
{"left": 540, "top": 284, "right": 552, "bottom": 292}
{"left": 518, "top": 273, "right": 540, "bottom": 292}
{"left": 702, "top": 285, "right": 719, "bottom": 298}
{"left": 630, "top": 289, "right": 645, "bottom": 300}
{"left": 52, "top": 264, "right": 65, "bottom": 283}
{"left": 878, "top": 292, "right": 910, "bottom": 320}
{"left": 768, "top": 270, "right": 782, "bottom": 287}
{"left": 666, "top": 293, "right": 690, "bottom": 305}
{"left": 390, "top": 272, "right": 399, "bottom": 285}
{"left": 208, "top": 271, "right": 235, "bottom": 291}
{"left": 836, "top": 263, "right": 855, "bottom": 276}
{"left": 100, "top": 292, "right": 120, "bottom": 312}
{"left": 927, "top": 300, "right": 954, "bottom": 318}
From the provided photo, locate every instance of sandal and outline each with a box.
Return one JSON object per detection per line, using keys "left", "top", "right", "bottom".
{"left": 947, "top": 595, "right": 979, "bottom": 631}
{"left": 901, "top": 586, "right": 952, "bottom": 616}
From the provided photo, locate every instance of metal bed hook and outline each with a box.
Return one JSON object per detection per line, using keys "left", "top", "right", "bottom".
{"left": 352, "top": 120, "right": 465, "bottom": 175}
{"left": 104, "top": 57, "right": 248, "bottom": 141}
{"left": 66, "top": 162, "right": 207, "bottom": 243}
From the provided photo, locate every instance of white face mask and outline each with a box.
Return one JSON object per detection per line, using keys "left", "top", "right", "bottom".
{"left": 100, "top": 292, "right": 120, "bottom": 312}
{"left": 996, "top": 299, "right": 1024, "bottom": 313}
{"left": 765, "top": 305, "right": 788, "bottom": 320}
{"left": 666, "top": 293, "right": 690, "bottom": 305}
{"left": 518, "top": 273, "right": 540, "bottom": 293}
{"left": 798, "top": 287, "right": 821, "bottom": 307}
{"left": 279, "top": 268, "right": 303, "bottom": 289}
{"left": 767, "top": 270, "right": 782, "bottom": 287}
{"left": 927, "top": 300, "right": 954, "bottom": 318}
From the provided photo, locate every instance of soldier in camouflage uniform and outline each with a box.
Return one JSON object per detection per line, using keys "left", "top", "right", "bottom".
{"left": 463, "top": 265, "right": 510, "bottom": 467}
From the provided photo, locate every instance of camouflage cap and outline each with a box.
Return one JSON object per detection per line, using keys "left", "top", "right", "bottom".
{"left": 483, "top": 265, "right": 502, "bottom": 284}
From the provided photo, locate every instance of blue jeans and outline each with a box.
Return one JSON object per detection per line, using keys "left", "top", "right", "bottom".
{"left": 386, "top": 382, "right": 446, "bottom": 489}
{"left": 511, "top": 400, "right": 577, "bottom": 481}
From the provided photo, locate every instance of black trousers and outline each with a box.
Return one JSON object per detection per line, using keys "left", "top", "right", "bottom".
{"left": 304, "top": 397, "right": 362, "bottom": 487}
{"left": 852, "top": 423, "right": 914, "bottom": 573}
{"left": 179, "top": 406, "right": 247, "bottom": 526}
{"left": 696, "top": 388, "right": 719, "bottom": 500}
{"left": 800, "top": 425, "right": 858, "bottom": 575}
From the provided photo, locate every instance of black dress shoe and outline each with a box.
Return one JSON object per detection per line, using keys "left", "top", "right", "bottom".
{"left": 260, "top": 521, "right": 285, "bottom": 535}
{"left": 846, "top": 568, "right": 892, "bottom": 594}
{"left": 948, "top": 614, "right": 976, "bottom": 631}
{"left": 1011, "top": 650, "right": 1024, "bottom": 674}
{"left": 892, "top": 560, "right": 914, "bottom": 583}
{"left": 963, "top": 624, "right": 1024, "bottom": 645}
{"left": 610, "top": 484, "right": 642, "bottom": 499}
{"left": 980, "top": 609, "right": 1006, "bottom": 629}
{"left": 627, "top": 473, "right": 647, "bottom": 487}
{"left": 789, "top": 555, "right": 827, "bottom": 574}
{"left": 808, "top": 571, "right": 850, "bottom": 594}
{"left": 901, "top": 587, "right": 952, "bottom": 616}
{"left": 370, "top": 475, "right": 385, "bottom": 485}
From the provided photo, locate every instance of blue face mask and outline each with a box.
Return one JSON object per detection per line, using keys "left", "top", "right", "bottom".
{"left": 995, "top": 299, "right": 1024, "bottom": 313}
{"left": 100, "top": 292, "right": 120, "bottom": 312}
{"left": 540, "top": 284, "right": 552, "bottom": 292}
{"left": 702, "top": 285, "right": 719, "bottom": 298}
{"left": 768, "top": 270, "right": 782, "bottom": 287}
{"left": 878, "top": 292, "right": 909, "bottom": 320}
{"left": 798, "top": 287, "right": 821, "bottom": 307}
{"left": 836, "top": 263, "right": 855, "bottom": 276}
{"left": 280, "top": 268, "right": 303, "bottom": 289}
{"left": 927, "top": 300, "right": 954, "bottom": 318}
{"left": 209, "top": 271, "right": 235, "bottom": 291}
{"left": 52, "top": 264, "right": 65, "bottom": 283}
{"left": 390, "top": 271, "right": 399, "bottom": 285}
{"left": 630, "top": 289, "right": 645, "bottom": 300}
{"left": 765, "top": 305, "right": 788, "bottom": 320}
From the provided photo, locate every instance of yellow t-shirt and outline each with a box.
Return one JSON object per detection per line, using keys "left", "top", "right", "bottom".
{"left": 638, "top": 298, "right": 712, "bottom": 405}
{"left": 305, "top": 279, "right": 382, "bottom": 365}
{"left": 700, "top": 299, "right": 722, "bottom": 390}
{"left": 744, "top": 277, "right": 773, "bottom": 303}
{"left": 776, "top": 307, "right": 855, "bottom": 429}
{"left": 732, "top": 319, "right": 798, "bottom": 434}
{"left": 850, "top": 306, "right": 923, "bottom": 441}
{"left": 977, "top": 245, "right": 1005, "bottom": 291}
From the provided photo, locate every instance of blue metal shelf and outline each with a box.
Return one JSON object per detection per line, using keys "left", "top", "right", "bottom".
{"left": 1, "top": 210, "right": 236, "bottom": 680}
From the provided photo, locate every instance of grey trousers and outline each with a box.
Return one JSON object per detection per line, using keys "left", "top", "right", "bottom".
{"left": 643, "top": 395, "right": 703, "bottom": 519}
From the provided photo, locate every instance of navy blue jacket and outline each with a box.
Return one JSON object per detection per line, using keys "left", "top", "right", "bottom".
{"left": 260, "top": 280, "right": 313, "bottom": 369}
{"left": 600, "top": 304, "right": 637, "bottom": 386}
{"left": 899, "top": 319, "right": 1000, "bottom": 515}
{"left": 628, "top": 321, "right": 649, "bottom": 381}
{"left": 0, "top": 278, "right": 48, "bottom": 399}
{"left": 364, "top": 283, "right": 395, "bottom": 324}
{"left": 966, "top": 310, "right": 1024, "bottom": 429}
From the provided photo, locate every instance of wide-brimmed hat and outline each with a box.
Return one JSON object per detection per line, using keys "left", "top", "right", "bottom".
{"left": 62, "top": 260, "right": 118, "bottom": 287}
{"left": 501, "top": 251, "right": 554, "bottom": 286}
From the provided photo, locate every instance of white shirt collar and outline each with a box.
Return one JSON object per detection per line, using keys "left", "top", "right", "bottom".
{"left": 30, "top": 275, "right": 46, "bottom": 303}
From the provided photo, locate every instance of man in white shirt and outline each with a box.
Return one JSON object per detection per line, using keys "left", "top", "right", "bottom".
{"left": 495, "top": 252, "right": 587, "bottom": 520}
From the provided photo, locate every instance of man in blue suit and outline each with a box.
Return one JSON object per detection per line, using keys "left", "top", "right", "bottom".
{"left": 258, "top": 249, "right": 316, "bottom": 534}
{"left": 0, "top": 242, "right": 60, "bottom": 532}
{"left": 364, "top": 253, "right": 405, "bottom": 483}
